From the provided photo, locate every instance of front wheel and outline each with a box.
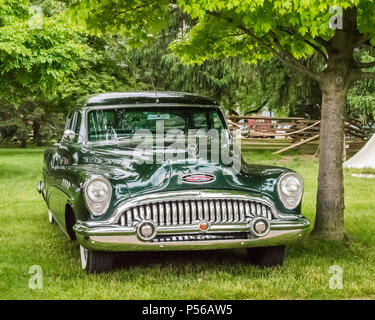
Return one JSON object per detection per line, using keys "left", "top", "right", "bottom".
{"left": 80, "top": 246, "right": 114, "bottom": 274}
{"left": 246, "top": 245, "right": 287, "bottom": 267}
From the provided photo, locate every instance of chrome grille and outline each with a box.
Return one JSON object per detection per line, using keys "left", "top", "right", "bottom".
{"left": 119, "top": 199, "right": 275, "bottom": 227}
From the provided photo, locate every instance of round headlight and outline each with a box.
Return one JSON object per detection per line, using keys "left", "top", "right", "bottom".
{"left": 84, "top": 176, "right": 112, "bottom": 216}
{"left": 87, "top": 180, "right": 109, "bottom": 202}
{"left": 278, "top": 172, "right": 304, "bottom": 210}
{"left": 280, "top": 175, "right": 301, "bottom": 196}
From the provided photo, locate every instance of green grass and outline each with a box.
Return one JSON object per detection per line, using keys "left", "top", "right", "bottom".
{"left": 0, "top": 148, "right": 374, "bottom": 299}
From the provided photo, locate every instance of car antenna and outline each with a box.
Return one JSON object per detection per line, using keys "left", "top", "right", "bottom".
{"left": 150, "top": 77, "right": 159, "bottom": 104}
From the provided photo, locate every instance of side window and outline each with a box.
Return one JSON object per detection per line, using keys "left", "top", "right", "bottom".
{"left": 65, "top": 112, "right": 74, "bottom": 130}
{"left": 192, "top": 112, "right": 209, "bottom": 130}
{"left": 72, "top": 112, "right": 82, "bottom": 143}
{"left": 212, "top": 110, "right": 224, "bottom": 129}
{"left": 63, "top": 111, "right": 82, "bottom": 143}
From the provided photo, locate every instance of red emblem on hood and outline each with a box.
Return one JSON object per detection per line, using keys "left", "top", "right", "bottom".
{"left": 180, "top": 173, "right": 216, "bottom": 184}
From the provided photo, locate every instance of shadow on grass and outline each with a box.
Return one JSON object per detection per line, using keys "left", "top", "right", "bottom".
{"left": 113, "top": 238, "right": 365, "bottom": 268}
{"left": 113, "top": 248, "right": 249, "bottom": 270}
{"left": 287, "top": 236, "right": 371, "bottom": 263}
{"left": 109, "top": 237, "right": 360, "bottom": 268}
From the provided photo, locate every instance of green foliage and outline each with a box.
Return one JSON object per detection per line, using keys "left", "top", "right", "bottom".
{"left": 235, "top": 58, "right": 322, "bottom": 118}
{"left": 70, "top": 0, "right": 375, "bottom": 121}
{"left": 70, "top": 0, "right": 171, "bottom": 46}
{"left": 172, "top": 0, "right": 375, "bottom": 64}
{"left": 50, "top": 35, "right": 141, "bottom": 113}
{"left": 99, "top": 10, "right": 250, "bottom": 112}
{"left": 348, "top": 49, "right": 375, "bottom": 122}
{"left": 123, "top": 10, "right": 317, "bottom": 115}
{"left": 0, "top": 0, "right": 86, "bottom": 104}
{"left": 0, "top": 0, "right": 148, "bottom": 146}
{"left": 2, "top": 0, "right": 375, "bottom": 147}
{"left": 0, "top": 100, "right": 65, "bottom": 146}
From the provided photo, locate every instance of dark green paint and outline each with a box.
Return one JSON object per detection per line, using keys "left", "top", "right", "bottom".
{"left": 41, "top": 93, "right": 302, "bottom": 232}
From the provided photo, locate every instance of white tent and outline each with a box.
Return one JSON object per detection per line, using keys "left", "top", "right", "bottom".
{"left": 344, "top": 133, "right": 375, "bottom": 169}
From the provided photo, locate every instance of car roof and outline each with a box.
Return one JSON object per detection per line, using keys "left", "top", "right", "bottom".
{"left": 77, "top": 91, "right": 219, "bottom": 108}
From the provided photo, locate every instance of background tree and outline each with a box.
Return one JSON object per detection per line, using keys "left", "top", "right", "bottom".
{"left": 72, "top": 0, "right": 375, "bottom": 240}
{"left": 0, "top": 0, "right": 142, "bottom": 146}
{"left": 0, "top": 0, "right": 86, "bottom": 146}
{"left": 0, "top": 0, "right": 85, "bottom": 103}
{"left": 125, "top": 10, "right": 254, "bottom": 113}
{"left": 79, "top": 6, "right": 320, "bottom": 116}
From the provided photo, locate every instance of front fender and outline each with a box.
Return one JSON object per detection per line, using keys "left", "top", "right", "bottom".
{"left": 258, "top": 165, "right": 303, "bottom": 216}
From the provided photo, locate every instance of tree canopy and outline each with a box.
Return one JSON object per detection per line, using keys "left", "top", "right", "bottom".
{"left": 71, "top": 0, "right": 375, "bottom": 240}
{"left": 0, "top": 0, "right": 86, "bottom": 104}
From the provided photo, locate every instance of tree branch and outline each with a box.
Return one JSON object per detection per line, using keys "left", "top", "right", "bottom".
{"left": 112, "top": 1, "right": 158, "bottom": 19}
{"left": 304, "top": 39, "right": 328, "bottom": 63}
{"left": 276, "top": 26, "right": 328, "bottom": 63}
{"left": 217, "top": 33, "right": 247, "bottom": 40}
{"left": 349, "top": 70, "right": 375, "bottom": 82}
{"left": 355, "top": 60, "right": 375, "bottom": 69}
{"left": 207, "top": 11, "right": 320, "bottom": 82}
{"left": 314, "top": 37, "right": 330, "bottom": 50}
{"left": 268, "top": 31, "right": 321, "bottom": 82}
{"left": 333, "top": 34, "right": 370, "bottom": 60}
{"left": 353, "top": 34, "right": 370, "bottom": 49}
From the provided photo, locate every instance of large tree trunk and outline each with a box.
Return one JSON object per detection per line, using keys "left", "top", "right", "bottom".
{"left": 311, "top": 7, "right": 360, "bottom": 241}
{"left": 312, "top": 75, "right": 348, "bottom": 240}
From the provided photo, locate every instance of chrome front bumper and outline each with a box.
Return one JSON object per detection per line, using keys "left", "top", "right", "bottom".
{"left": 74, "top": 217, "right": 310, "bottom": 252}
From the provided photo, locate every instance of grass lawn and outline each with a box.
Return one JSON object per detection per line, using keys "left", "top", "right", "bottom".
{"left": 0, "top": 148, "right": 374, "bottom": 299}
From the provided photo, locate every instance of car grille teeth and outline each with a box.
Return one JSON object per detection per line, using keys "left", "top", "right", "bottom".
{"left": 119, "top": 199, "right": 275, "bottom": 227}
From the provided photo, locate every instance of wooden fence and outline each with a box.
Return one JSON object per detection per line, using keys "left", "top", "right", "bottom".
{"left": 227, "top": 115, "right": 367, "bottom": 157}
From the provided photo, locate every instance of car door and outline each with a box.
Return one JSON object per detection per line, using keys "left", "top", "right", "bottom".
{"left": 47, "top": 111, "right": 82, "bottom": 232}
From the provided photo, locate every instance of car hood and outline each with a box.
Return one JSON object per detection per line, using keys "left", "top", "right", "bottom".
{"left": 77, "top": 145, "right": 265, "bottom": 199}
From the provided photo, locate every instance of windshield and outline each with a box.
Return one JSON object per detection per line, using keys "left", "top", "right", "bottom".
{"left": 87, "top": 107, "right": 226, "bottom": 142}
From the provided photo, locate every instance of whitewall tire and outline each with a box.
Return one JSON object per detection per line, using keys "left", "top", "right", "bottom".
{"left": 80, "top": 246, "right": 88, "bottom": 270}
{"left": 48, "top": 210, "right": 55, "bottom": 225}
{"left": 79, "top": 246, "right": 114, "bottom": 274}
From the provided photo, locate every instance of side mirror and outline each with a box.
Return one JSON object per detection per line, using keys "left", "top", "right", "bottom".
{"left": 63, "top": 129, "right": 76, "bottom": 141}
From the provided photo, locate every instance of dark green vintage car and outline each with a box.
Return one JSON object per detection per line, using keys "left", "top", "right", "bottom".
{"left": 38, "top": 91, "right": 309, "bottom": 273}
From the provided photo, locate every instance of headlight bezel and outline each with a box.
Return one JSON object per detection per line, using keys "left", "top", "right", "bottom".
{"left": 83, "top": 176, "right": 112, "bottom": 216}
{"left": 277, "top": 172, "right": 304, "bottom": 210}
